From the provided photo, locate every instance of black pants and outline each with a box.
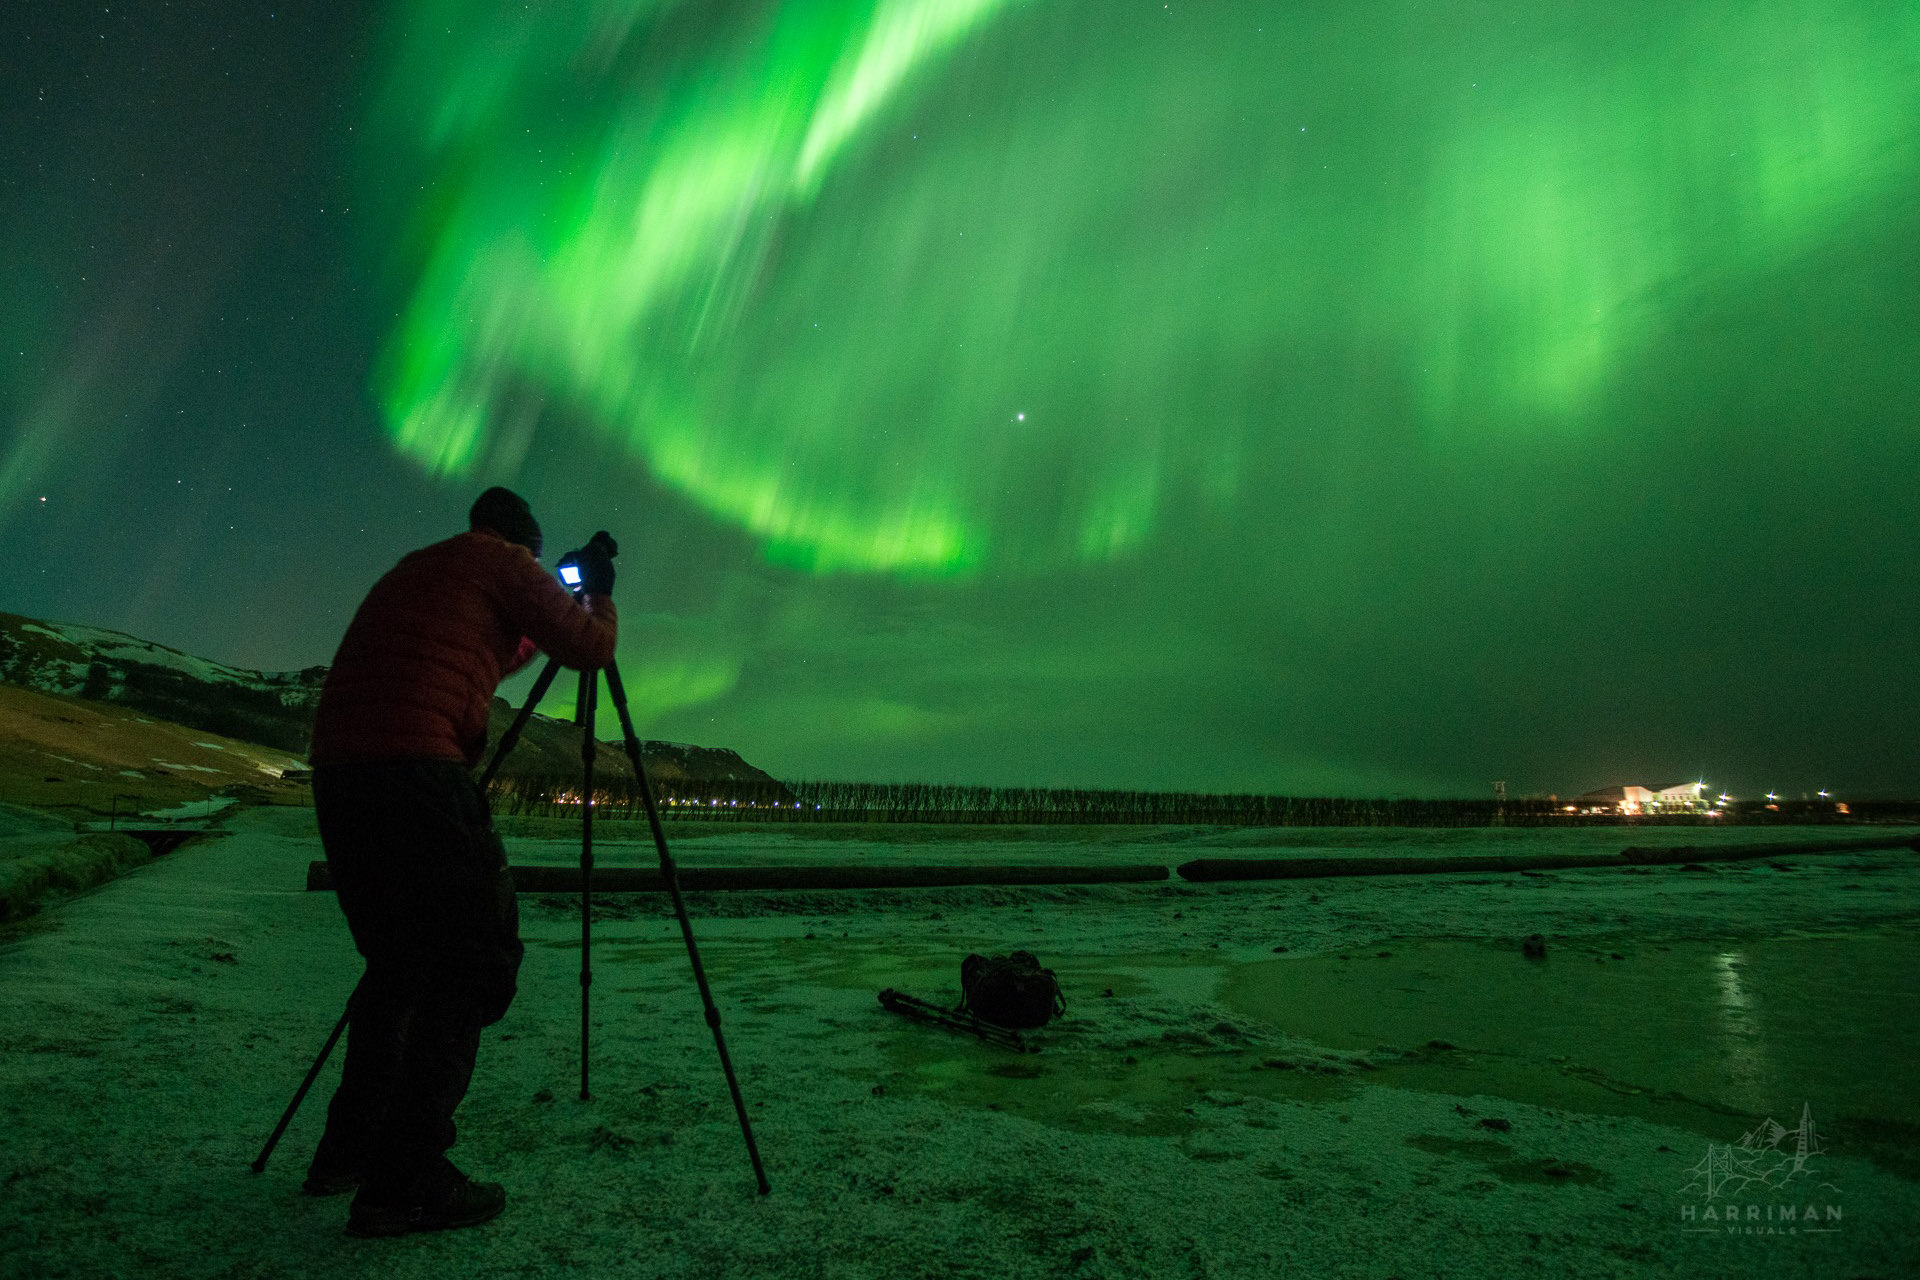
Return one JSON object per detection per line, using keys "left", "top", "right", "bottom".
{"left": 312, "top": 760, "right": 522, "bottom": 1201}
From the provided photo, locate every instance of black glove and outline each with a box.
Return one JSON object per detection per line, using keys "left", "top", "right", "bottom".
{"left": 572, "top": 531, "right": 617, "bottom": 596}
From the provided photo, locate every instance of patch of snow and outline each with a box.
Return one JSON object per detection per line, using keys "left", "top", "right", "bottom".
{"left": 56, "top": 624, "right": 243, "bottom": 686}
{"left": 136, "top": 795, "right": 241, "bottom": 821}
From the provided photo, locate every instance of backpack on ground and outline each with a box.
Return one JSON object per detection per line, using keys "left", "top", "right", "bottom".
{"left": 960, "top": 951, "right": 1065, "bottom": 1029}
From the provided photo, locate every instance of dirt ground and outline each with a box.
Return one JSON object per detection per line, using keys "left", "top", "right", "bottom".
{"left": 2, "top": 807, "right": 1916, "bottom": 1279}
{"left": 0, "top": 684, "right": 309, "bottom": 821}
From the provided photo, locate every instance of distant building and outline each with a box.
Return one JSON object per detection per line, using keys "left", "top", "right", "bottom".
{"left": 1575, "top": 785, "right": 1655, "bottom": 815}
{"left": 1573, "top": 781, "right": 1710, "bottom": 815}
{"left": 1649, "top": 781, "right": 1709, "bottom": 812}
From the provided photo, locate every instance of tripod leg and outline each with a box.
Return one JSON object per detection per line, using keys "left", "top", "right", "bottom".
{"left": 250, "top": 1006, "right": 349, "bottom": 1173}
{"left": 577, "top": 669, "right": 597, "bottom": 1102}
{"left": 477, "top": 655, "right": 565, "bottom": 791}
{"left": 604, "top": 660, "right": 771, "bottom": 1195}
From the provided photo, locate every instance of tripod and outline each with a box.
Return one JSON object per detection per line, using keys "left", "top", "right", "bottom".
{"left": 251, "top": 654, "right": 771, "bottom": 1196}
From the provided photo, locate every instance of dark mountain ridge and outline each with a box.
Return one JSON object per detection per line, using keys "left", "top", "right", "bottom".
{"left": 0, "top": 611, "right": 324, "bottom": 753}
{"left": 0, "top": 611, "right": 784, "bottom": 793}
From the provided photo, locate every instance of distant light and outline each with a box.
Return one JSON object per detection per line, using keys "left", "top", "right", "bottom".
{"left": 1015, "top": 412, "right": 1025, "bottom": 421}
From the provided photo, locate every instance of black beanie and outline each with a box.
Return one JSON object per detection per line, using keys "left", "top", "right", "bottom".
{"left": 469, "top": 486, "right": 543, "bottom": 556}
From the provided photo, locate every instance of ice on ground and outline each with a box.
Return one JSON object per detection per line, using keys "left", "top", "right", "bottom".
{"left": 2, "top": 809, "right": 1916, "bottom": 1278}
{"left": 493, "top": 814, "right": 1913, "bottom": 870}
{"left": 133, "top": 795, "right": 243, "bottom": 823}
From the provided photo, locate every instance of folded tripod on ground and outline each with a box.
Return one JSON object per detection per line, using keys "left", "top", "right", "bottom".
{"left": 878, "top": 989, "right": 1034, "bottom": 1053}
{"left": 251, "top": 634, "right": 770, "bottom": 1196}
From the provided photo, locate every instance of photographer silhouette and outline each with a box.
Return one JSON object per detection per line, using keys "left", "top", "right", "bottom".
{"left": 300, "top": 488, "right": 616, "bottom": 1237}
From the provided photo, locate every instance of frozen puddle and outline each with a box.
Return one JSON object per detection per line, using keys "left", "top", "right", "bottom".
{"left": 529, "top": 923, "right": 1920, "bottom": 1179}
{"left": 1221, "top": 932, "right": 1920, "bottom": 1174}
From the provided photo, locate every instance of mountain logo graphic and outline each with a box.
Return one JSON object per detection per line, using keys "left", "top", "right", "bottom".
{"left": 1680, "top": 1103, "right": 1833, "bottom": 1201}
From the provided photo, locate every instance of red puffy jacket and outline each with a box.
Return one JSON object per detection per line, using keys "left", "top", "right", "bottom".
{"left": 310, "top": 530, "right": 618, "bottom": 767}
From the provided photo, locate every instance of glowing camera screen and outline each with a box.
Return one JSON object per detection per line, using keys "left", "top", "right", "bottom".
{"left": 558, "top": 563, "right": 583, "bottom": 588}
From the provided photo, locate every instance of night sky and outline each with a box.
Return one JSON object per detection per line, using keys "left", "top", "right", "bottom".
{"left": 5, "top": 1, "right": 1918, "bottom": 798}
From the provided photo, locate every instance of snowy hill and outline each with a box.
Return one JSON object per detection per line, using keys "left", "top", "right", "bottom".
{"left": 0, "top": 612, "right": 326, "bottom": 753}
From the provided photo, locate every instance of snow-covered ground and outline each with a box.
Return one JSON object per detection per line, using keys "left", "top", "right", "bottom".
{"left": 2, "top": 807, "right": 1916, "bottom": 1278}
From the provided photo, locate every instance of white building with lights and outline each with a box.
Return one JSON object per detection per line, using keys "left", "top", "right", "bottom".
{"left": 1573, "top": 781, "right": 1712, "bottom": 815}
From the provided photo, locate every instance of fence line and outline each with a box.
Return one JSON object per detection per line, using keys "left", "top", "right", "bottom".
{"left": 481, "top": 774, "right": 1914, "bottom": 826}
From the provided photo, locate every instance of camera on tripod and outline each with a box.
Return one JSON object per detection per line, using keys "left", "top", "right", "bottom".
{"left": 555, "top": 531, "right": 617, "bottom": 594}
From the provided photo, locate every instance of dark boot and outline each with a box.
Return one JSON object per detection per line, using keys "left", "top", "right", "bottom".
{"left": 346, "top": 1158, "right": 506, "bottom": 1238}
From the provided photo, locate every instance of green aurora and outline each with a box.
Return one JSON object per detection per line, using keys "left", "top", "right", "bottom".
{"left": 337, "top": 0, "right": 1920, "bottom": 793}
{"left": 370, "top": 0, "right": 1918, "bottom": 573}
{"left": 8, "top": 0, "right": 1920, "bottom": 797}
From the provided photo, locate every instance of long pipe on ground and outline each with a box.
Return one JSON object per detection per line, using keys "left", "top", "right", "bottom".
{"left": 1175, "top": 835, "right": 1920, "bottom": 883}
{"left": 307, "top": 861, "right": 1171, "bottom": 892}
{"left": 303, "top": 838, "right": 1914, "bottom": 893}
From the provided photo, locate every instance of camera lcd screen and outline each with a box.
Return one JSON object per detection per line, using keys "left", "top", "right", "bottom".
{"left": 558, "top": 564, "right": 583, "bottom": 587}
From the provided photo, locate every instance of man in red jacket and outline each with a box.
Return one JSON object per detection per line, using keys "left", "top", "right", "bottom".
{"left": 303, "top": 487, "right": 616, "bottom": 1237}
